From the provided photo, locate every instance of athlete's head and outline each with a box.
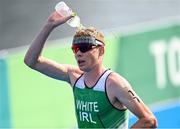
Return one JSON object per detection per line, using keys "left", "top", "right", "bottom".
{"left": 71, "top": 27, "right": 105, "bottom": 71}
{"left": 71, "top": 27, "right": 105, "bottom": 54}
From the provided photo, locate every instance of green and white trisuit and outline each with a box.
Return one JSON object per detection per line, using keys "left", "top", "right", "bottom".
{"left": 73, "top": 69, "right": 128, "bottom": 128}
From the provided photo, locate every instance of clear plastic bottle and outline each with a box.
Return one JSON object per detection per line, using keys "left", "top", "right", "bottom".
{"left": 55, "top": 1, "right": 84, "bottom": 28}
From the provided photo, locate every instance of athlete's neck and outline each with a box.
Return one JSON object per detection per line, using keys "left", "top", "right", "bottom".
{"left": 84, "top": 65, "right": 106, "bottom": 87}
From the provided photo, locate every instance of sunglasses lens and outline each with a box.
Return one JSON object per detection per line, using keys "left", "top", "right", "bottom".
{"left": 71, "top": 44, "right": 94, "bottom": 53}
{"left": 79, "top": 45, "right": 92, "bottom": 52}
{"left": 71, "top": 45, "right": 79, "bottom": 53}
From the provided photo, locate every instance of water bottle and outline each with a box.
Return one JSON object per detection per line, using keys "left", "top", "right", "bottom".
{"left": 55, "top": 1, "right": 83, "bottom": 28}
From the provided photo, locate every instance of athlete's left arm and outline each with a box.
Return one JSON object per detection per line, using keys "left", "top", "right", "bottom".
{"left": 108, "top": 73, "right": 158, "bottom": 128}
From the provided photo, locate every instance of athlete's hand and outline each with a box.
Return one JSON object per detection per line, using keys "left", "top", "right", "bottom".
{"left": 47, "top": 11, "right": 73, "bottom": 28}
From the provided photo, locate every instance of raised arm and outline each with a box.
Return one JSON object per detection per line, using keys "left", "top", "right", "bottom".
{"left": 24, "top": 12, "right": 82, "bottom": 84}
{"left": 108, "top": 73, "right": 158, "bottom": 128}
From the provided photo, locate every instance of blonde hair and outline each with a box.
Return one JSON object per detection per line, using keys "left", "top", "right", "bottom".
{"left": 73, "top": 27, "right": 105, "bottom": 44}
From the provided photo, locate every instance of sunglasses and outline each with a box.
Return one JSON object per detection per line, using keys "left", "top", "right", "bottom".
{"left": 71, "top": 44, "right": 100, "bottom": 54}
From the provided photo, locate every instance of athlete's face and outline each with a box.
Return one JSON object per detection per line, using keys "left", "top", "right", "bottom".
{"left": 72, "top": 44, "right": 103, "bottom": 72}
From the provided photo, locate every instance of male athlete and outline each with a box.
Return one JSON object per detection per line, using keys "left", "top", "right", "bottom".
{"left": 24, "top": 11, "right": 157, "bottom": 128}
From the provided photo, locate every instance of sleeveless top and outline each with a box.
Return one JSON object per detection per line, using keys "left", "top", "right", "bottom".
{"left": 73, "top": 70, "right": 128, "bottom": 128}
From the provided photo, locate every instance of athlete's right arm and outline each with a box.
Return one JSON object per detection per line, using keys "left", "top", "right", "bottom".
{"left": 24, "top": 12, "right": 82, "bottom": 84}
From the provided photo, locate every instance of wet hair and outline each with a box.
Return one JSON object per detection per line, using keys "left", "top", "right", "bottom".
{"left": 73, "top": 27, "right": 105, "bottom": 45}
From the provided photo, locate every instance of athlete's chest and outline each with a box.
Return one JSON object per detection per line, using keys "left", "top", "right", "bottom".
{"left": 74, "top": 87, "right": 109, "bottom": 111}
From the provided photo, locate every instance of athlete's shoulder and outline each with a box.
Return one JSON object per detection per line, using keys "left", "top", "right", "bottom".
{"left": 66, "top": 65, "right": 83, "bottom": 86}
{"left": 107, "top": 71, "right": 131, "bottom": 89}
{"left": 107, "top": 71, "right": 124, "bottom": 83}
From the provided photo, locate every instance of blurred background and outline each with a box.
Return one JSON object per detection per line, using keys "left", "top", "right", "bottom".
{"left": 0, "top": 0, "right": 180, "bottom": 128}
